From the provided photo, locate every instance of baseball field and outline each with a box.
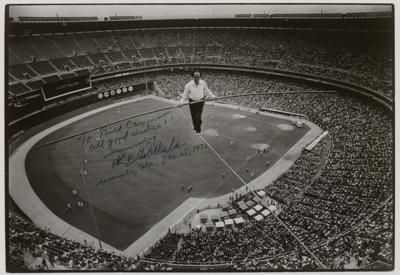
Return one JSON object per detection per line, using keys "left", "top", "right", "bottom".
{"left": 25, "top": 97, "right": 309, "bottom": 250}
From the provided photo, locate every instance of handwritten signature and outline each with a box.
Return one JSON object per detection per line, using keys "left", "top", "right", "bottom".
{"left": 76, "top": 111, "right": 172, "bottom": 157}
{"left": 111, "top": 136, "right": 186, "bottom": 169}
{"left": 95, "top": 141, "right": 208, "bottom": 186}
{"left": 73, "top": 110, "right": 210, "bottom": 187}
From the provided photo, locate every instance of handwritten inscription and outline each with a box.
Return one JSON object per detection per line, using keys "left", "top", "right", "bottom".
{"left": 75, "top": 111, "right": 209, "bottom": 186}
{"left": 96, "top": 168, "right": 138, "bottom": 186}
{"left": 111, "top": 136, "right": 186, "bottom": 168}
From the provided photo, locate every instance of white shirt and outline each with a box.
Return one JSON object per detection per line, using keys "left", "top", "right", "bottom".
{"left": 181, "top": 79, "right": 215, "bottom": 101}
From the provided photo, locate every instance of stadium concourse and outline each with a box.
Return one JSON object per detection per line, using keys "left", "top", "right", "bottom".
{"left": 7, "top": 10, "right": 393, "bottom": 272}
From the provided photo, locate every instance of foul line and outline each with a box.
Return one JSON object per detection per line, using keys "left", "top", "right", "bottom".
{"left": 177, "top": 107, "right": 327, "bottom": 269}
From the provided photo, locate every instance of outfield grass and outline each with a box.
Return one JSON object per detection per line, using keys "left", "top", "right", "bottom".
{"left": 26, "top": 98, "right": 309, "bottom": 250}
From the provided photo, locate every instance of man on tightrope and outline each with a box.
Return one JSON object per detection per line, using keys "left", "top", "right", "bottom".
{"left": 180, "top": 71, "right": 216, "bottom": 134}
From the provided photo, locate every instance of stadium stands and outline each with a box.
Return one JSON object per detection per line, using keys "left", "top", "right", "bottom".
{"left": 8, "top": 27, "right": 393, "bottom": 98}
{"left": 7, "top": 11, "right": 394, "bottom": 271}
{"left": 9, "top": 38, "right": 44, "bottom": 63}
{"left": 9, "top": 212, "right": 139, "bottom": 271}
{"left": 69, "top": 55, "right": 94, "bottom": 68}
{"left": 105, "top": 51, "right": 125, "bottom": 63}
{"left": 53, "top": 36, "right": 83, "bottom": 56}
{"left": 30, "top": 36, "right": 66, "bottom": 60}
{"left": 142, "top": 70, "right": 392, "bottom": 269}
{"left": 25, "top": 79, "right": 44, "bottom": 91}
{"left": 9, "top": 83, "right": 32, "bottom": 97}
{"left": 73, "top": 35, "right": 99, "bottom": 53}
{"left": 42, "top": 74, "right": 61, "bottom": 84}
{"left": 28, "top": 61, "right": 57, "bottom": 75}
{"left": 9, "top": 64, "right": 38, "bottom": 80}
{"left": 50, "top": 57, "right": 77, "bottom": 71}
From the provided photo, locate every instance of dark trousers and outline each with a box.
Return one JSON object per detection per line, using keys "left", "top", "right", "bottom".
{"left": 189, "top": 98, "right": 205, "bottom": 132}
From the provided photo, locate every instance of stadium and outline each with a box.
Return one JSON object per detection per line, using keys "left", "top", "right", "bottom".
{"left": 6, "top": 4, "right": 394, "bottom": 272}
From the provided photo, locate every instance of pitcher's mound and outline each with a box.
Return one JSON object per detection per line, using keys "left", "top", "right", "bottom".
{"left": 246, "top": 126, "right": 257, "bottom": 132}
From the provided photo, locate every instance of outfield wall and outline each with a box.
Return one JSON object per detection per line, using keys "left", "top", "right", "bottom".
{"left": 8, "top": 82, "right": 154, "bottom": 138}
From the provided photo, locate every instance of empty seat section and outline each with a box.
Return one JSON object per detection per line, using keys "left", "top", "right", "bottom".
{"left": 8, "top": 73, "right": 17, "bottom": 82}
{"left": 181, "top": 46, "right": 194, "bottom": 57}
{"left": 31, "top": 37, "right": 65, "bottom": 59}
{"left": 178, "top": 31, "right": 195, "bottom": 46}
{"left": 60, "top": 73, "right": 76, "bottom": 80}
{"left": 94, "top": 34, "right": 116, "bottom": 51}
{"left": 51, "top": 58, "right": 76, "bottom": 71}
{"left": 88, "top": 53, "right": 109, "bottom": 65}
{"left": 122, "top": 49, "right": 140, "bottom": 61}
{"left": 53, "top": 36, "right": 83, "bottom": 56}
{"left": 25, "top": 79, "right": 44, "bottom": 91}
{"left": 9, "top": 64, "right": 38, "bottom": 80}
{"left": 153, "top": 47, "right": 167, "bottom": 58}
{"left": 29, "top": 61, "right": 57, "bottom": 75}
{"left": 105, "top": 51, "right": 125, "bottom": 63}
{"left": 9, "top": 38, "right": 44, "bottom": 62}
{"left": 75, "top": 69, "right": 90, "bottom": 76}
{"left": 9, "top": 83, "right": 32, "bottom": 96}
{"left": 42, "top": 75, "right": 61, "bottom": 84}
{"left": 167, "top": 47, "right": 179, "bottom": 57}
{"left": 129, "top": 32, "right": 147, "bottom": 48}
{"left": 73, "top": 35, "right": 98, "bottom": 53}
{"left": 116, "top": 62, "right": 132, "bottom": 70}
{"left": 145, "top": 31, "right": 162, "bottom": 47}
{"left": 110, "top": 33, "right": 136, "bottom": 50}
{"left": 69, "top": 55, "right": 93, "bottom": 68}
{"left": 8, "top": 51, "right": 24, "bottom": 65}
{"left": 138, "top": 48, "right": 154, "bottom": 59}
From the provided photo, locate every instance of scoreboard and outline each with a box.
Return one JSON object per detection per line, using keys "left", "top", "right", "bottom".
{"left": 41, "top": 73, "right": 91, "bottom": 101}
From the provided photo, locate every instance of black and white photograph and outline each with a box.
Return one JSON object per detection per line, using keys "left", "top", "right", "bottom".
{"left": 4, "top": 1, "right": 396, "bottom": 272}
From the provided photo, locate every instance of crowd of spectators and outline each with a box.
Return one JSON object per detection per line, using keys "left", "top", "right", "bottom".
{"left": 8, "top": 212, "right": 140, "bottom": 271}
{"left": 144, "top": 136, "right": 329, "bottom": 267}
{"left": 145, "top": 233, "right": 181, "bottom": 261}
{"left": 9, "top": 28, "right": 393, "bottom": 98}
{"left": 9, "top": 68, "right": 393, "bottom": 270}
{"left": 313, "top": 199, "right": 393, "bottom": 269}
{"left": 232, "top": 199, "right": 392, "bottom": 270}
{"left": 143, "top": 70, "right": 393, "bottom": 269}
